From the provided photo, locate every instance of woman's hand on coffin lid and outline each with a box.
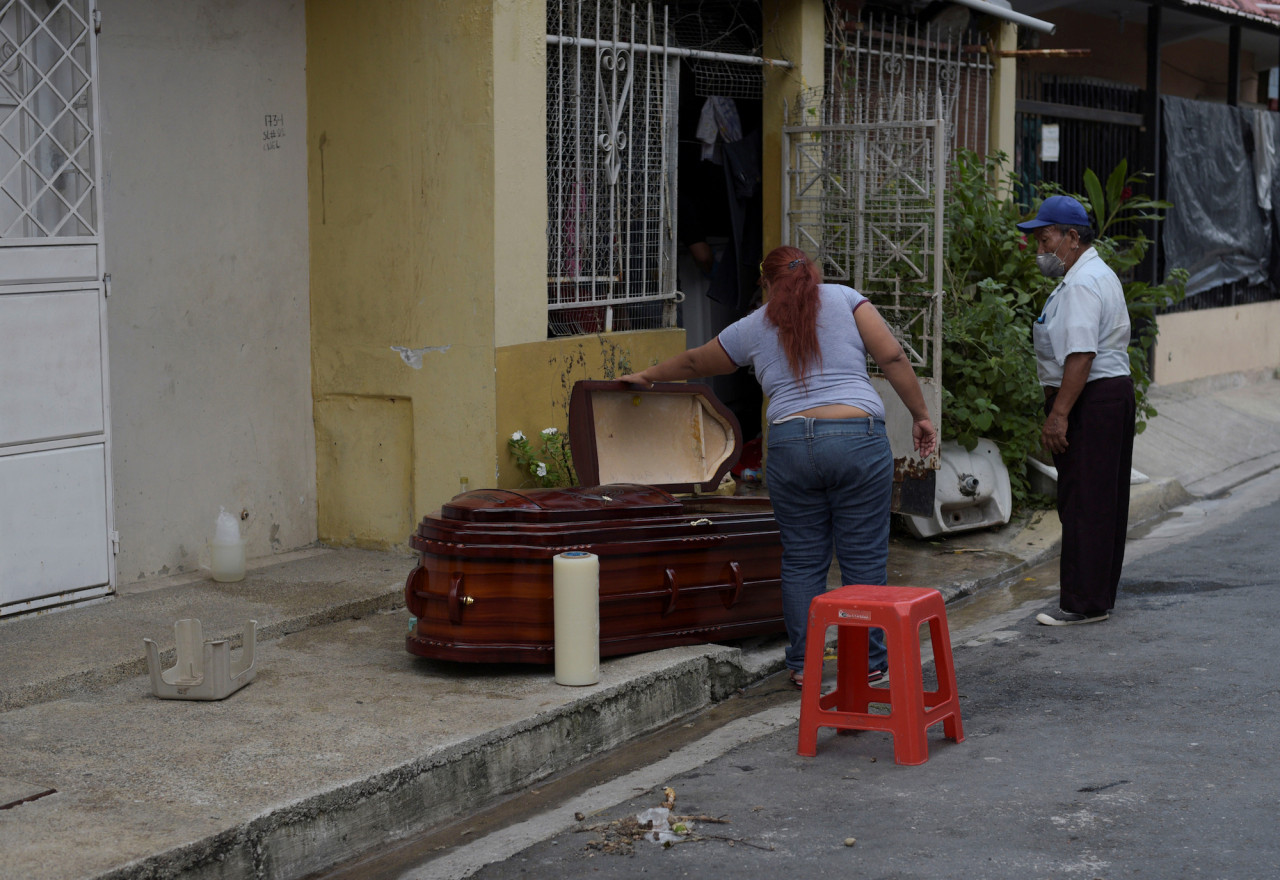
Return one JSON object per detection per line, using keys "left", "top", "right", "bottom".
{"left": 618, "top": 372, "right": 655, "bottom": 389}
{"left": 617, "top": 340, "right": 736, "bottom": 389}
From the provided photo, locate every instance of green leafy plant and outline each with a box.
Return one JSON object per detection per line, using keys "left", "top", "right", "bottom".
{"left": 1078, "top": 160, "right": 1172, "bottom": 242}
{"left": 946, "top": 152, "right": 1052, "bottom": 304}
{"left": 507, "top": 427, "right": 576, "bottom": 488}
{"left": 942, "top": 150, "right": 1186, "bottom": 505}
{"left": 940, "top": 277, "right": 1042, "bottom": 459}
{"left": 942, "top": 151, "right": 1052, "bottom": 505}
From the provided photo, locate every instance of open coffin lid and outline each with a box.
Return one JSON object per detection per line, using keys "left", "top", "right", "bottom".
{"left": 439, "top": 381, "right": 744, "bottom": 525}
{"left": 567, "top": 380, "right": 743, "bottom": 494}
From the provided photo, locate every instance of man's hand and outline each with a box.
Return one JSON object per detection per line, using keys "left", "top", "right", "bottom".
{"left": 1043, "top": 352, "right": 1093, "bottom": 456}
{"left": 690, "top": 241, "right": 714, "bottom": 275}
{"left": 1042, "top": 410, "right": 1069, "bottom": 455}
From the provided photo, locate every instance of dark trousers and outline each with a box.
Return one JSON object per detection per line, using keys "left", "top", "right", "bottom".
{"left": 1046, "top": 376, "right": 1136, "bottom": 615}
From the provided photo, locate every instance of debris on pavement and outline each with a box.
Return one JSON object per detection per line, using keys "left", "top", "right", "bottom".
{"left": 576, "top": 787, "right": 772, "bottom": 855}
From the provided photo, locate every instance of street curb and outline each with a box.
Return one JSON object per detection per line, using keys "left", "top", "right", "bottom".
{"left": 124, "top": 482, "right": 1200, "bottom": 880}
{"left": 934, "top": 475, "right": 1191, "bottom": 606}
{"left": 91, "top": 642, "right": 784, "bottom": 880}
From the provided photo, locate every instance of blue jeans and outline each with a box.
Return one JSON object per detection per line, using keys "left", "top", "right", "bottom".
{"left": 765, "top": 416, "right": 893, "bottom": 673}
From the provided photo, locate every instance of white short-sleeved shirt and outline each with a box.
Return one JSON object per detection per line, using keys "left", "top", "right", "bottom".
{"left": 1032, "top": 247, "right": 1131, "bottom": 387}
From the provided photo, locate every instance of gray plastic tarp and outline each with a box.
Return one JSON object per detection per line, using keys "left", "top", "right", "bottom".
{"left": 1162, "top": 96, "right": 1275, "bottom": 298}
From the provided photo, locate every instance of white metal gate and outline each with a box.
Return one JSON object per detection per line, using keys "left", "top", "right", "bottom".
{"left": 782, "top": 117, "right": 945, "bottom": 514}
{"left": 0, "top": 0, "right": 113, "bottom": 616}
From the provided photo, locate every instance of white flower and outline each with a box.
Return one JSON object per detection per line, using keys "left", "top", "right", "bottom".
{"left": 511, "top": 430, "right": 525, "bottom": 442}
{"left": 534, "top": 462, "right": 548, "bottom": 477}
{"left": 541, "top": 427, "right": 558, "bottom": 436}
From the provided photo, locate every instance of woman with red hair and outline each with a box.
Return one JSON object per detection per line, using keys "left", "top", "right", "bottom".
{"left": 620, "top": 245, "right": 937, "bottom": 687}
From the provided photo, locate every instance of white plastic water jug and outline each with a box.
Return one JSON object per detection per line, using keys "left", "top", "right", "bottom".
{"left": 210, "top": 506, "right": 246, "bottom": 582}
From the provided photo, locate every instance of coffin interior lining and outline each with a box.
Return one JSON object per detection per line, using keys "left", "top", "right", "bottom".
{"left": 589, "top": 391, "right": 735, "bottom": 487}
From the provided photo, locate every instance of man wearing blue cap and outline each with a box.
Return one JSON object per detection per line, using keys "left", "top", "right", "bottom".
{"left": 1017, "top": 195, "right": 1134, "bottom": 626}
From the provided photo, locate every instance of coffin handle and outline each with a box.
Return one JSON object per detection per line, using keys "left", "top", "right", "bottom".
{"left": 405, "top": 565, "right": 427, "bottom": 618}
{"left": 663, "top": 567, "right": 679, "bottom": 617}
{"left": 447, "top": 572, "right": 474, "bottom": 624}
{"left": 721, "top": 561, "right": 744, "bottom": 610}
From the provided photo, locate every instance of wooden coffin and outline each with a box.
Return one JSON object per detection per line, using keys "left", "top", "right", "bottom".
{"left": 405, "top": 381, "right": 783, "bottom": 663}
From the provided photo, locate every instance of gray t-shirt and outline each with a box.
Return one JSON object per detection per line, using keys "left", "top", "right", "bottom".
{"left": 717, "top": 283, "right": 886, "bottom": 423}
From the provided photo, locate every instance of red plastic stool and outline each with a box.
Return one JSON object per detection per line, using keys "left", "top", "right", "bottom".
{"left": 797, "top": 584, "right": 964, "bottom": 765}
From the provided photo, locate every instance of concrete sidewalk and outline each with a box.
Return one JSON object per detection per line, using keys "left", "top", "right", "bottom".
{"left": 1, "top": 373, "right": 1277, "bottom": 880}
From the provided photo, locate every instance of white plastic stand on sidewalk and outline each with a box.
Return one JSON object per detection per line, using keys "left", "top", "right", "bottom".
{"left": 143, "top": 619, "right": 258, "bottom": 700}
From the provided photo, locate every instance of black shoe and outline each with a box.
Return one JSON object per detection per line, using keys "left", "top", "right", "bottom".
{"left": 868, "top": 667, "right": 888, "bottom": 684}
{"left": 1035, "top": 608, "right": 1109, "bottom": 626}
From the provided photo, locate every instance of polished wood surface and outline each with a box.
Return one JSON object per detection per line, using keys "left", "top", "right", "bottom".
{"left": 441, "top": 483, "right": 681, "bottom": 523}
{"left": 405, "top": 485, "right": 783, "bottom": 664}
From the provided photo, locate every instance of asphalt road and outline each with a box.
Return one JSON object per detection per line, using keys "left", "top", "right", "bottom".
{"left": 429, "top": 469, "right": 1280, "bottom": 880}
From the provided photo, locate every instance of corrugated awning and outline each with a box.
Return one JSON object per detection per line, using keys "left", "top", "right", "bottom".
{"left": 1176, "top": 0, "right": 1280, "bottom": 28}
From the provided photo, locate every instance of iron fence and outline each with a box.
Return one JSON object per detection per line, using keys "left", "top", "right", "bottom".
{"left": 1014, "top": 74, "right": 1144, "bottom": 209}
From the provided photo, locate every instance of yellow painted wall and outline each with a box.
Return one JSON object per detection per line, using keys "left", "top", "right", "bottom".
{"left": 494, "top": 329, "right": 686, "bottom": 490}
{"left": 762, "top": 0, "right": 826, "bottom": 254}
{"left": 308, "top": 1, "right": 500, "bottom": 548}
{"left": 988, "top": 21, "right": 1017, "bottom": 184}
{"left": 494, "top": 1, "right": 549, "bottom": 348}
{"left": 1154, "top": 303, "right": 1280, "bottom": 385}
{"left": 314, "top": 395, "right": 414, "bottom": 546}
{"left": 306, "top": 1, "right": 828, "bottom": 537}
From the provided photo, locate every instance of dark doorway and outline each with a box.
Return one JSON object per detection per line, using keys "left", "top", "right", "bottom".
{"left": 671, "top": 2, "right": 765, "bottom": 442}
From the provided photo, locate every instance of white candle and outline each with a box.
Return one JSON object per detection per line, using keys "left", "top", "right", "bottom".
{"left": 553, "top": 551, "right": 600, "bottom": 686}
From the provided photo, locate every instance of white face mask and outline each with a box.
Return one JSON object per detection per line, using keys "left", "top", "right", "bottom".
{"left": 1034, "top": 234, "right": 1072, "bottom": 278}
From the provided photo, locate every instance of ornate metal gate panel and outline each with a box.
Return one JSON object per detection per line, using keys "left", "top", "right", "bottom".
{"left": 782, "top": 119, "right": 945, "bottom": 514}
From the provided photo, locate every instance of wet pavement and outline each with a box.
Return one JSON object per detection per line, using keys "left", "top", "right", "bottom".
{"left": 1, "top": 373, "right": 1278, "bottom": 880}
{"left": 458, "top": 471, "right": 1280, "bottom": 880}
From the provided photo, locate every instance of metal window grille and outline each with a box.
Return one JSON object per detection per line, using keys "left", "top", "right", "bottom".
{"left": 546, "top": 0, "right": 679, "bottom": 337}
{"left": 778, "top": 7, "right": 991, "bottom": 382}
{"left": 1014, "top": 74, "right": 1143, "bottom": 208}
{"left": 668, "top": 1, "right": 764, "bottom": 100}
{"left": 824, "top": 8, "right": 992, "bottom": 156}
{"left": 0, "top": 0, "right": 98, "bottom": 239}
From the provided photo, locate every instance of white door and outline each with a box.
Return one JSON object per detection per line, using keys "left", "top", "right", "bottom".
{"left": 0, "top": 0, "right": 113, "bottom": 616}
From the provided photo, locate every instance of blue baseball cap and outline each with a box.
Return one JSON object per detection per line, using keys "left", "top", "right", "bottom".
{"left": 1016, "top": 195, "right": 1090, "bottom": 230}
